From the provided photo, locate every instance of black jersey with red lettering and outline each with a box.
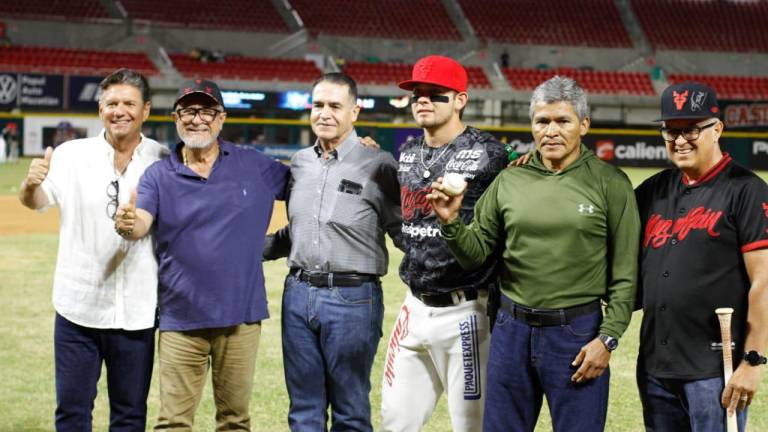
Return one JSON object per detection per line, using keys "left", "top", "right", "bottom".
{"left": 398, "top": 126, "right": 507, "bottom": 295}
{"left": 636, "top": 154, "right": 768, "bottom": 380}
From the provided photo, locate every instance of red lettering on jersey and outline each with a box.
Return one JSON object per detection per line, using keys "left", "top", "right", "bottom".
{"left": 644, "top": 207, "right": 723, "bottom": 248}
{"left": 762, "top": 202, "right": 768, "bottom": 218}
{"left": 401, "top": 186, "right": 433, "bottom": 221}
{"left": 673, "top": 90, "right": 689, "bottom": 110}
{"left": 384, "top": 305, "right": 410, "bottom": 387}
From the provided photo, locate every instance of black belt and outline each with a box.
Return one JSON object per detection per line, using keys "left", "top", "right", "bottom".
{"left": 412, "top": 289, "right": 479, "bottom": 308}
{"left": 500, "top": 296, "right": 601, "bottom": 327}
{"left": 290, "top": 268, "right": 378, "bottom": 287}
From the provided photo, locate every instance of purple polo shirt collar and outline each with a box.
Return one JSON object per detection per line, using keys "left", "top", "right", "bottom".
{"left": 169, "top": 138, "right": 232, "bottom": 177}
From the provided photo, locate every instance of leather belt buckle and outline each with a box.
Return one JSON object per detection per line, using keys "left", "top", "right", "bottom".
{"left": 525, "top": 311, "right": 544, "bottom": 327}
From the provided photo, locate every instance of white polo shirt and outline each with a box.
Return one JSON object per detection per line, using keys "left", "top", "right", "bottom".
{"left": 41, "top": 130, "right": 167, "bottom": 330}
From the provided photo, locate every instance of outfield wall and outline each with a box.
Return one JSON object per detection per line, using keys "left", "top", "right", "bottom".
{"left": 2, "top": 113, "right": 768, "bottom": 170}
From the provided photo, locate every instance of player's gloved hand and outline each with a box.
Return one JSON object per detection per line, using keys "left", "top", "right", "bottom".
{"left": 114, "top": 189, "right": 137, "bottom": 238}
{"left": 427, "top": 177, "right": 464, "bottom": 225}
{"left": 571, "top": 337, "right": 611, "bottom": 384}
{"left": 24, "top": 146, "right": 53, "bottom": 187}
{"left": 722, "top": 361, "right": 762, "bottom": 416}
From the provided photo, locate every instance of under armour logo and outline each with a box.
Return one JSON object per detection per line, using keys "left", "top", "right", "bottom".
{"left": 690, "top": 91, "right": 707, "bottom": 111}
{"left": 673, "top": 90, "right": 689, "bottom": 110}
{"left": 0, "top": 74, "right": 18, "bottom": 105}
{"left": 578, "top": 204, "right": 595, "bottom": 214}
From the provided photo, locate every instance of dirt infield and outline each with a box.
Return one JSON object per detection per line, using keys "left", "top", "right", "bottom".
{"left": 0, "top": 196, "right": 288, "bottom": 236}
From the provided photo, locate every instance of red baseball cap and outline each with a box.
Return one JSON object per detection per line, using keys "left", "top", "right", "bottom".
{"left": 398, "top": 55, "right": 468, "bottom": 93}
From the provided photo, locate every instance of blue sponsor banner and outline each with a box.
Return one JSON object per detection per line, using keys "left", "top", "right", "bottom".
{"left": 18, "top": 73, "right": 63, "bottom": 109}
{"left": 68, "top": 75, "right": 103, "bottom": 110}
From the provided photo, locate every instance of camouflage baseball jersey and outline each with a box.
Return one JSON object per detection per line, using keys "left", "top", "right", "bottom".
{"left": 398, "top": 126, "right": 507, "bottom": 295}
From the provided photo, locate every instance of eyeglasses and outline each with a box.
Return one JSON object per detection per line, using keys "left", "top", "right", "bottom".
{"left": 410, "top": 93, "right": 451, "bottom": 105}
{"left": 106, "top": 179, "right": 119, "bottom": 220}
{"left": 175, "top": 107, "right": 222, "bottom": 123}
{"left": 660, "top": 121, "right": 717, "bottom": 142}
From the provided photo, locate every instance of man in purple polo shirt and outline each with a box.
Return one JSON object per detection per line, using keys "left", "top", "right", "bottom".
{"left": 115, "top": 79, "right": 289, "bottom": 430}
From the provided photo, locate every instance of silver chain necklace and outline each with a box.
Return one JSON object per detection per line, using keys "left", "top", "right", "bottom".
{"left": 419, "top": 138, "right": 452, "bottom": 179}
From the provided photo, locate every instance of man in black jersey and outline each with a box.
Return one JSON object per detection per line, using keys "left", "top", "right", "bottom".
{"left": 636, "top": 82, "right": 768, "bottom": 431}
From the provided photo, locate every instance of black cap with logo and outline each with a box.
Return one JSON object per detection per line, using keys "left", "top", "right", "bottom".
{"left": 658, "top": 82, "right": 720, "bottom": 121}
{"left": 174, "top": 79, "right": 224, "bottom": 109}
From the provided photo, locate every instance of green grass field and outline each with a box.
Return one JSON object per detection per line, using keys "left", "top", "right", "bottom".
{"left": 1, "top": 159, "right": 766, "bottom": 431}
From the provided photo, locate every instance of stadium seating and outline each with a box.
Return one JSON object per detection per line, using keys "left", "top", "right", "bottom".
{"left": 120, "top": 0, "right": 289, "bottom": 32}
{"left": 668, "top": 74, "right": 768, "bottom": 101}
{"left": 344, "top": 61, "right": 491, "bottom": 89}
{"left": 458, "top": 0, "right": 632, "bottom": 48}
{"left": 632, "top": 0, "right": 768, "bottom": 52}
{"left": 289, "top": 0, "right": 461, "bottom": 40}
{"left": 0, "top": 45, "right": 158, "bottom": 76}
{"left": 0, "top": 0, "right": 107, "bottom": 21}
{"left": 504, "top": 67, "right": 655, "bottom": 96}
{"left": 170, "top": 54, "right": 321, "bottom": 82}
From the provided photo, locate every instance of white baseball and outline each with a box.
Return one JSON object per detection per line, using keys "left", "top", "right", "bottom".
{"left": 441, "top": 173, "right": 467, "bottom": 197}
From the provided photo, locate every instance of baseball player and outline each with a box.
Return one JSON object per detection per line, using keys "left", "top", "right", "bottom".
{"left": 636, "top": 82, "right": 768, "bottom": 431}
{"left": 380, "top": 55, "right": 507, "bottom": 431}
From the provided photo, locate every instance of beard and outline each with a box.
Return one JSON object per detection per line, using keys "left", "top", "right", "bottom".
{"left": 177, "top": 125, "right": 217, "bottom": 149}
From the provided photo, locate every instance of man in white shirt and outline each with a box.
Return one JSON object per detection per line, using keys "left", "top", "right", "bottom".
{"left": 19, "top": 69, "right": 166, "bottom": 431}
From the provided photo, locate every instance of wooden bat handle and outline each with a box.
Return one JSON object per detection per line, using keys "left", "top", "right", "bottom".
{"left": 716, "top": 307, "right": 738, "bottom": 432}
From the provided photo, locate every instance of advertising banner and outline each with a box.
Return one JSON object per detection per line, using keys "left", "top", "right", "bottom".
{"left": 18, "top": 73, "right": 64, "bottom": 109}
{"left": 68, "top": 75, "right": 103, "bottom": 110}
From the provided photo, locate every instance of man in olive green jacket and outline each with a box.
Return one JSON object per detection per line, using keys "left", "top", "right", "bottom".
{"left": 429, "top": 76, "right": 640, "bottom": 432}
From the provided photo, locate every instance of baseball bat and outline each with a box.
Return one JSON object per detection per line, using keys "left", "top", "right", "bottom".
{"left": 716, "top": 307, "right": 738, "bottom": 432}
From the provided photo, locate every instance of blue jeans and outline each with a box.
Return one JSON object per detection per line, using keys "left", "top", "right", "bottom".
{"left": 637, "top": 365, "right": 748, "bottom": 431}
{"left": 483, "top": 307, "right": 609, "bottom": 432}
{"left": 282, "top": 275, "right": 384, "bottom": 431}
{"left": 54, "top": 313, "right": 155, "bottom": 432}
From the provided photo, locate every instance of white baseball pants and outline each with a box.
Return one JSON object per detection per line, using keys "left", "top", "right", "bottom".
{"left": 380, "top": 289, "right": 490, "bottom": 432}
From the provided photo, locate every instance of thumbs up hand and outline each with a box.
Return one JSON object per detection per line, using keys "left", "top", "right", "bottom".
{"left": 25, "top": 146, "right": 53, "bottom": 187}
{"left": 114, "top": 188, "right": 137, "bottom": 237}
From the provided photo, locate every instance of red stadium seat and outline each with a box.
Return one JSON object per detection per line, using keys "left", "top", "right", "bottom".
{"left": 120, "top": 0, "right": 289, "bottom": 32}
{"left": 0, "top": 0, "right": 107, "bottom": 21}
{"left": 631, "top": 0, "right": 768, "bottom": 52}
{"left": 668, "top": 74, "right": 768, "bottom": 100}
{"left": 0, "top": 45, "right": 159, "bottom": 76}
{"left": 458, "top": 0, "right": 632, "bottom": 48}
{"left": 503, "top": 67, "right": 655, "bottom": 96}
{"left": 170, "top": 54, "right": 321, "bottom": 82}
{"left": 289, "top": 0, "right": 461, "bottom": 41}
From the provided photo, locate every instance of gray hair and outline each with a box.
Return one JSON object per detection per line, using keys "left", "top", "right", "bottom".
{"left": 529, "top": 76, "right": 589, "bottom": 121}
{"left": 98, "top": 68, "right": 151, "bottom": 104}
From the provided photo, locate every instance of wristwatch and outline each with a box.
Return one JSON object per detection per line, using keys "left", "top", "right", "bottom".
{"left": 598, "top": 334, "right": 619, "bottom": 352}
{"left": 744, "top": 350, "right": 767, "bottom": 366}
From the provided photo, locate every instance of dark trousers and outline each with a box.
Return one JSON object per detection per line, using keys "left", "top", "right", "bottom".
{"left": 54, "top": 313, "right": 155, "bottom": 432}
{"left": 483, "top": 307, "right": 609, "bottom": 432}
